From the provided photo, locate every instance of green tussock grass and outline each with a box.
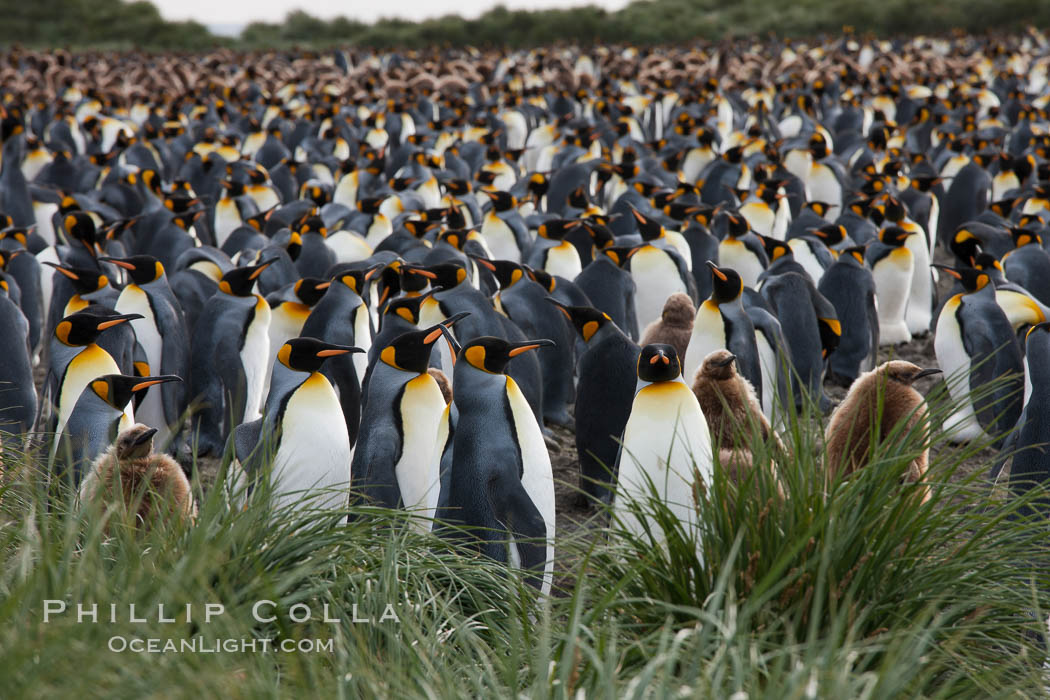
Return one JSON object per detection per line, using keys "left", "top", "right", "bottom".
{"left": 1, "top": 371, "right": 1049, "bottom": 697}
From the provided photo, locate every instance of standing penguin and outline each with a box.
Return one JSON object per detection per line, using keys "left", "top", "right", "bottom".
{"left": 186, "top": 259, "right": 274, "bottom": 457}
{"left": 547, "top": 299, "right": 640, "bottom": 505}
{"left": 640, "top": 292, "right": 694, "bottom": 362}
{"left": 0, "top": 273, "right": 35, "bottom": 438}
{"left": 818, "top": 246, "right": 880, "bottom": 386}
{"left": 824, "top": 361, "right": 941, "bottom": 499}
{"left": 439, "top": 336, "right": 556, "bottom": 596}
{"left": 614, "top": 344, "right": 712, "bottom": 544}
{"left": 627, "top": 237, "right": 695, "bottom": 334}
{"left": 228, "top": 337, "right": 362, "bottom": 512}
{"left": 103, "top": 255, "right": 189, "bottom": 448}
{"left": 999, "top": 323, "right": 1050, "bottom": 517}
{"left": 574, "top": 247, "right": 639, "bottom": 340}
{"left": 933, "top": 265, "right": 1024, "bottom": 445}
{"left": 867, "top": 226, "right": 916, "bottom": 346}
{"left": 352, "top": 315, "right": 467, "bottom": 528}
{"left": 684, "top": 262, "right": 762, "bottom": 395}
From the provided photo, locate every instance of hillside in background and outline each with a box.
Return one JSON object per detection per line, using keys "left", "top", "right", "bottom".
{"left": 0, "top": 0, "right": 1049, "bottom": 50}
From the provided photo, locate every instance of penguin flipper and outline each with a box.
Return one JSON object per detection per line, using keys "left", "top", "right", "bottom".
{"left": 349, "top": 427, "right": 403, "bottom": 509}
{"left": 215, "top": 335, "right": 249, "bottom": 432}
{"left": 231, "top": 417, "right": 265, "bottom": 477}
{"left": 496, "top": 479, "right": 548, "bottom": 589}
{"left": 963, "top": 322, "right": 1023, "bottom": 440}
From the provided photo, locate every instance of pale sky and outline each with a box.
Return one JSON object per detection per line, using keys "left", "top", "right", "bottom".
{"left": 152, "top": 0, "right": 630, "bottom": 32}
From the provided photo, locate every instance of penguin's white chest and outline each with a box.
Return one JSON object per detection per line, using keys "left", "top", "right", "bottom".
{"left": 903, "top": 227, "right": 933, "bottom": 335}
{"left": 544, "top": 242, "right": 582, "bottom": 280}
{"left": 57, "top": 345, "right": 120, "bottom": 435}
{"left": 787, "top": 240, "right": 826, "bottom": 284}
{"left": 506, "top": 376, "right": 555, "bottom": 596}
{"left": 394, "top": 375, "right": 446, "bottom": 523}
{"left": 273, "top": 373, "right": 352, "bottom": 510}
{"left": 242, "top": 297, "right": 272, "bottom": 420}
{"left": 632, "top": 246, "right": 687, "bottom": 331}
{"left": 117, "top": 285, "right": 169, "bottom": 434}
{"left": 214, "top": 199, "right": 242, "bottom": 248}
{"left": 616, "top": 381, "right": 712, "bottom": 540}
{"left": 684, "top": 301, "right": 728, "bottom": 381}
{"left": 872, "top": 248, "right": 913, "bottom": 345}
{"left": 740, "top": 201, "right": 776, "bottom": 238}
{"left": 718, "top": 239, "right": 764, "bottom": 289}
{"left": 481, "top": 212, "right": 521, "bottom": 263}
{"left": 934, "top": 296, "right": 984, "bottom": 442}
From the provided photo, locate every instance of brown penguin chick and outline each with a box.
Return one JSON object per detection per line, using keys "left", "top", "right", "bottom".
{"left": 691, "top": 349, "right": 781, "bottom": 451}
{"left": 427, "top": 368, "right": 453, "bottom": 404}
{"left": 824, "top": 361, "right": 941, "bottom": 496}
{"left": 79, "top": 424, "right": 196, "bottom": 528}
{"left": 640, "top": 292, "right": 695, "bottom": 361}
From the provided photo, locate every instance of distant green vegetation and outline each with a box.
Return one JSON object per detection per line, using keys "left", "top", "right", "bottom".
{"left": 1, "top": 0, "right": 1049, "bottom": 50}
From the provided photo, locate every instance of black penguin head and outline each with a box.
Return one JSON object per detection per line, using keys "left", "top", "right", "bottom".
{"left": 699, "top": 349, "right": 738, "bottom": 381}
{"left": 599, "top": 246, "right": 636, "bottom": 269}
{"left": 292, "top": 277, "right": 331, "bottom": 306}
{"left": 114, "top": 423, "right": 160, "bottom": 461}
{"left": 381, "top": 288, "right": 442, "bottom": 328}
{"left": 949, "top": 228, "right": 981, "bottom": 266}
{"left": 98, "top": 256, "right": 165, "bottom": 286}
{"left": 333, "top": 263, "right": 383, "bottom": 296}
{"left": 933, "top": 264, "right": 991, "bottom": 293}
{"left": 880, "top": 196, "right": 906, "bottom": 223}
{"left": 724, "top": 212, "right": 749, "bottom": 238}
{"left": 481, "top": 189, "right": 516, "bottom": 212}
{"left": 1010, "top": 227, "right": 1042, "bottom": 248}
{"left": 546, "top": 298, "right": 612, "bottom": 342}
{"left": 811, "top": 224, "right": 847, "bottom": 246}
{"left": 537, "top": 219, "right": 579, "bottom": 241}
{"left": 90, "top": 374, "right": 182, "bottom": 411}
{"left": 472, "top": 257, "right": 525, "bottom": 290}
{"left": 805, "top": 201, "right": 833, "bottom": 217}
{"left": 758, "top": 234, "right": 791, "bottom": 262}
{"left": 461, "top": 336, "right": 555, "bottom": 375}
{"left": 707, "top": 261, "right": 744, "bottom": 304}
{"left": 44, "top": 262, "right": 109, "bottom": 294}
{"left": 405, "top": 262, "right": 467, "bottom": 290}
{"left": 219, "top": 258, "right": 276, "bottom": 296}
{"left": 630, "top": 208, "right": 664, "bottom": 241}
{"left": 402, "top": 219, "right": 440, "bottom": 239}
{"left": 527, "top": 267, "right": 556, "bottom": 293}
{"left": 637, "top": 343, "right": 683, "bottom": 383}
{"left": 878, "top": 361, "right": 942, "bottom": 386}
{"left": 878, "top": 226, "right": 914, "bottom": 248}
{"left": 843, "top": 246, "right": 867, "bottom": 266}
{"left": 379, "top": 312, "right": 469, "bottom": 373}
{"left": 972, "top": 253, "right": 1003, "bottom": 276}
{"left": 277, "top": 337, "right": 363, "bottom": 374}
{"left": 63, "top": 212, "right": 98, "bottom": 255}
{"left": 54, "top": 310, "right": 143, "bottom": 347}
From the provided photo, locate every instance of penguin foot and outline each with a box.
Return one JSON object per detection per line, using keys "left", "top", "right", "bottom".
{"left": 543, "top": 410, "right": 574, "bottom": 430}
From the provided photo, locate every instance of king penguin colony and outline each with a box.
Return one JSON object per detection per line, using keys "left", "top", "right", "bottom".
{"left": 4, "top": 34, "right": 1050, "bottom": 589}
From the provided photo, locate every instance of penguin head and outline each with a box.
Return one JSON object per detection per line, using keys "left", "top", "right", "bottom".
{"left": 877, "top": 361, "right": 942, "bottom": 387}
{"left": 527, "top": 267, "right": 556, "bottom": 293}
{"left": 546, "top": 298, "right": 612, "bottom": 342}
{"left": 811, "top": 224, "right": 847, "bottom": 247}
{"left": 90, "top": 374, "right": 182, "bottom": 412}
{"left": 402, "top": 219, "right": 440, "bottom": 239}
{"left": 54, "top": 310, "right": 143, "bottom": 347}
{"left": 598, "top": 245, "right": 636, "bottom": 269}
{"left": 949, "top": 228, "right": 981, "bottom": 266}
{"left": 630, "top": 208, "right": 664, "bottom": 241}
{"left": 382, "top": 288, "right": 441, "bottom": 327}
{"left": 972, "top": 253, "right": 1003, "bottom": 278}
{"left": 292, "top": 278, "right": 331, "bottom": 306}
{"left": 843, "top": 246, "right": 867, "bottom": 266}
{"left": 880, "top": 196, "right": 906, "bottom": 224}
{"left": 758, "top": 234, "right": 791, "bottom": 263}
{"left": 333, "top": 263, "right": 383, "bottom": 296}
{"left": 472, "top": 257, "right": 525, "bottom": 290}
{"left": 933, "top": 264, "right": 991, "bottom": 293}
{"left": 724, "top": 212, "right": 749, "bottom": 238}
{"left": 405, "top": 262, "right": 467, "bottom": 290}
{"left": 114, "top": 423, "right": 160, "bottom": 461}
{"left": 537, "top": 219, "right": 579, "bottom": 241}
{"left": 637, "top": 343, "right": 683, "bottom": 383}
{"left": 98, "top": 256, "right": 164, "bottom": 286}
{"left": 707, "top": 262, "right": 744, "bottom": 304}
{"left": 460, "top": 336, "right": 555, "bottom": 375}
{"left": 804, "top": 201, "right": 833, "bottom": 218}
{"left": 380, "top": 312, "right": 470, "bottom": 373}
{"left": 44, "top": 262, "right": 109, "bottom": 294}
{"left": 63, "top": 212, "right": 98, "bottom": 256}
{"left": 218, "top": 258, "right": 276, "bottom": 297}
{"left": 878, "top": 226, "right": 914, "bottom": 248}
{"left": 277, "top": 337, "right": 364, "bottom": 375}
{"left": 1010, "top": 227, "right": 1042, "bottom": 248}
{"left": 699, "top": 349, "right": 738, "bottom": 381}
{"left": 481, "top": 189, "right": 516, "bottom": 212}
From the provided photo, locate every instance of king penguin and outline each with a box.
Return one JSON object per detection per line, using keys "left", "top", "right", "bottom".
{"left": 818, "top": 246, "right": 880, "bottom": 386}
{"left": 438, "top": 336, "right": 556, "bottom": 596}
{"left": 933, "top": 265, "right": 1024, "bottom": 445}
{"left": 0, "top": 273, "right": 35, "bottom": 438}
{"left": 683, "top": 262, "right": 762, "bottom": 395}
{"left": 229, "top": 337, "right": 362, "bottom": 512}
{"left": 867, "top": 226, "right": 917, "bottom": 346}
{"left": 614, "top": 343, "right": 712, "bottom": 546}
{"left": 352, "top": 315, "right": 468, "bottom": 529}
{"left": 547, "top": 299, "right": 640, "bottom": 505}
{"left": 103, "top": 255, "right": 189, "bottom": 449}
{"left": 187, "top": 258, "right": 274, "bottom": 457}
